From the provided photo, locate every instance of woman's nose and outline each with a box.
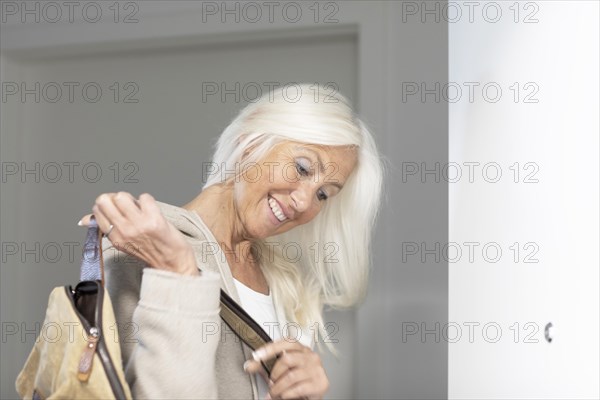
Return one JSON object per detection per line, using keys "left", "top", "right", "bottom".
{"left": 290, "top": 185, "right": 312, "bottom": 214}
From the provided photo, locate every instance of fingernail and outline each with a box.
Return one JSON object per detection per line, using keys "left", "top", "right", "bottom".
{"left": 252, "top": 349, "right": 265, "bottom": 361}
{"left": 243, "top": 360, "right": 250, "bottom": 371}
{"left": 77, "top": 219, "right": 83, "bottom": 226}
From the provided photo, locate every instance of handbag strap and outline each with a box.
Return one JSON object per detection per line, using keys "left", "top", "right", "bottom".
{"left": 80, "top": 219, "right": 277, "bottom": 376}
{"left": 219, "top": 288, "right": 277, "bottom": 375}
{"left": 80, "top": 217, "right": 104, "bottom": 284}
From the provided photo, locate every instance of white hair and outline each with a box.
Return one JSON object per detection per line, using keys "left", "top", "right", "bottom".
{"left": 203, "top": 83, "right": 385, "bottom": 355}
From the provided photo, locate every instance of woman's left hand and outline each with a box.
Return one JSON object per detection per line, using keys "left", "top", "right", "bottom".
{"left": 244, "top": 339, "right": 329, "bottom": 400}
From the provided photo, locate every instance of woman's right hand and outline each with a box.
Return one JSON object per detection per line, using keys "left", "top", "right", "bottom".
{"left": 79, "top": 192, "right": 200, "bottom": 276}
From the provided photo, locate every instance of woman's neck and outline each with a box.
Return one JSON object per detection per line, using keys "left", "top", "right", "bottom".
{"left": 181, "top": 184, "right": 261, "bottom": 280}
{"left": 182, "top": 183, "right": 242, "bottom": 248}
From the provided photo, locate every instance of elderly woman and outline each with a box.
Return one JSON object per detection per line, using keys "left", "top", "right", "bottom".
{"left": 80, "top": 83, "right": 383, "bottom": 399}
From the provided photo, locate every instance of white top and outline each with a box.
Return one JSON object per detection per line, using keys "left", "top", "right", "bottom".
{"left": 232, "top": 278, "right": 314, "bottom": 349}
{"left": 233, "top": 278, "right": 277, "bottom": 400}
{"left": 233, "top": 278, "right": 314, "bottom": 400}
{"left": 233, "top": 278, "right": 282, "bottom": 339}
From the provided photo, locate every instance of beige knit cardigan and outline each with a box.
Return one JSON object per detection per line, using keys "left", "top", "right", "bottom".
{"left": 104, "top": 201, "right": 271, "bottom": 399}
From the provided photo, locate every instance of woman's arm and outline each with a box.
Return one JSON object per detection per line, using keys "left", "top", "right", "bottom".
{"left": 103, "top": 239, "right": 222, "bottom": 399}
{"left": 80, "top": 192, "right": 223, "bottom": 399}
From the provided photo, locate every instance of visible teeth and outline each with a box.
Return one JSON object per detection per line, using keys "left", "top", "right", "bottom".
{"left": 268, "top": 197, "right": 287, "bottom": 222}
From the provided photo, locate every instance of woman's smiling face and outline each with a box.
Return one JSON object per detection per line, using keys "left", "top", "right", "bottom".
{"left": 233, "top": 141, "right": 358, "bottom": 239}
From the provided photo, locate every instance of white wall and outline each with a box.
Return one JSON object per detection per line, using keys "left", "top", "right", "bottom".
{"left": 449, "top": 1, "right": 599, "bottom": 398}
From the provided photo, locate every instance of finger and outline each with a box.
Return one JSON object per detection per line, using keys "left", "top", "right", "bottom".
{"left": 78, "top": 214, "right": 94, "bottom": 226}
{"left": 93, "top": 194, "right": 123, "bottom": 239}
{"left": 92, "top": 203, "right": 113, "bottom": 237}
{"left": 95, "top": 193, "right": 126, "bottom": 224}
{"left": 269, "top": 367, "right": 311, "bottom": 399}
{"left": 138, "top": 193, "right": 159, "bottom": 214}
{"left": 136, "top": 193, "right": 163, "bottom": 230}
{"left": 269, "top": 350, "right": 306, "bottom": 383}
{"left": 252, "top": 339, "right": 308, "bottom": 364}
{"left": 243, "top": 358, "right": 277, "bottom": 380}
{"left": 255, "top": 364, "right": 272, "bottom": 390}
{"left": 243, "top": 359, "right": 275, "bottom": 396}
{"left": 243, "top": 356, "right": 285, "bottom": 384}
{"left": 277, "top": 380, "right": 315, "bottom": 400}
{"left": 113, "top": 192, "right": 142, "bottom": 222}
{"left": 243, "top": 359, "right": 263, "bottom": 374}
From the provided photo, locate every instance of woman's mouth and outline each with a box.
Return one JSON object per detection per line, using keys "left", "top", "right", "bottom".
{"left": 268, "top": 196, "right": 288, "bottom": 223}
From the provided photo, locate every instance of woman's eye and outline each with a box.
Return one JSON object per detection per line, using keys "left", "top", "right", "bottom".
{"left": 317, "top": 189, "right": 329, "bottom": 201}
{"left": 295, "top": 162, "right": 310, "bottom": 176}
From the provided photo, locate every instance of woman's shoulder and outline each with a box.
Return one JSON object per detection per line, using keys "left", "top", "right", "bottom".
{"left": 155, "top": 201, "right": 216, "bottom": 243}
{"left": 155, "top": 201, "right": 223, "bottom": 276}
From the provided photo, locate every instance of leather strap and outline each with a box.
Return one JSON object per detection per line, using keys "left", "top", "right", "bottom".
{"left": 80, "top": 217, "right": 104, "bottom": 284}
{"left": 219, "top": 289, "right": 277, "bottom": 376}
{"left": 80, "top": 220, "right": 276, "bottom": 376}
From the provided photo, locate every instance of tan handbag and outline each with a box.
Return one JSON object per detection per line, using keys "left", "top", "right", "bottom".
{"left": 15, "top": 218, "right": 132, "bottom": 399}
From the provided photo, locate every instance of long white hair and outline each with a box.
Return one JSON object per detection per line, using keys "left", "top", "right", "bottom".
{"left": 203, "top": 83, "right": 384, "bottom": 355}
